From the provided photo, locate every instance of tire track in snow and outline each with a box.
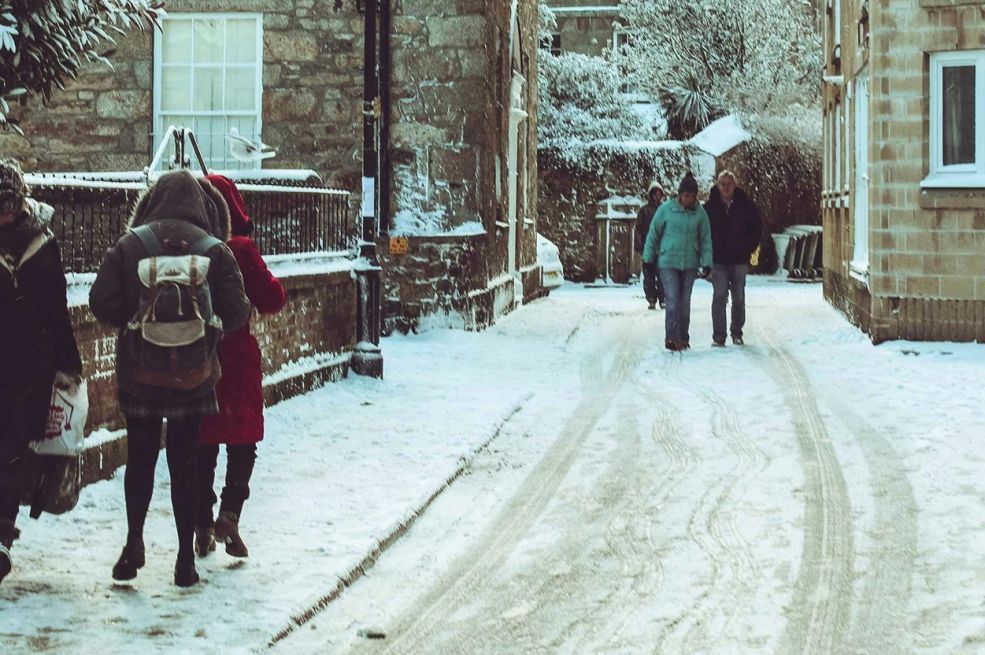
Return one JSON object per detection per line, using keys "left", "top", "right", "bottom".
{"left": 757, "top": 331, "right": 855, "bottom": 655}
{"left": 818, "top": 397, "right": 918, "bottom": 654}
{"left": 648, "top": 362, "right": 769, "bottom": 653}
{"left": 370, "top": 320, "right": 646, "bottom": 654}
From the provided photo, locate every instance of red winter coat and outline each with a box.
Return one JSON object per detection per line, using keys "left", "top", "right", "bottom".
{"left": 200, "top": 236, "right": 287, "bottom": 445}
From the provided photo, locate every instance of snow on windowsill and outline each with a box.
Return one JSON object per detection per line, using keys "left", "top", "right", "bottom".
{"left": 849, "top": 261, "right": 870, "bottom": 285}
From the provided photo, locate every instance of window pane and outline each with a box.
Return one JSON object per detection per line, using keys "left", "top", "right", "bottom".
{"left": 194, "top": 116, "right": 227, "bottom": 167}
{"left": 162, "top": 20, "right": 192, "bottom": 64}
{"left": 193, "top": 67, "right": 223, "bottom": 111}
{"left": 225, "top": 68, "right": 256, "bottom": 111}
{"left": 227, "top": 18, "right": 257, "bottom": 64}
{"left": 942, "top": 65, "right": 976, "bottom": 166}
{"left": 160, "top": 67, "right": 191, "bottom": 111}
{"left": 194, "top": 19, "right": 224, "bottom": 64}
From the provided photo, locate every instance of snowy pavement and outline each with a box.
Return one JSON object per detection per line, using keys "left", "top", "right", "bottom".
{"left": 3, "top": 280, "right": 985, "bottom": 654}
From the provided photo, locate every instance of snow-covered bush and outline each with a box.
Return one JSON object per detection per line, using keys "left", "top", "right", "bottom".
{"left": 618, "top": 0, "right": 821, "bottom": 138}
{"left": 0, "top": 1, "right": 164, "bottom": 132}
{"left": 538, "top": 51, "right": 654, "bottom": 160}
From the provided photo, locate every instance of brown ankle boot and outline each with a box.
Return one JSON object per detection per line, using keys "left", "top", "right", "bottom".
{"left": 213, "top": 511, "right": 248, "bottom": 558}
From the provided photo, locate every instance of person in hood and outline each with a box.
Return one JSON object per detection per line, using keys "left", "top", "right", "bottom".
{"left": 194, "top": 175, "right": 287, "bottom": 560}
{"left": 642, "top": 172, "right": 713, "bottom": 352}
{"left": 705, "top": 171, "right": 762, "bottom": 346}
{"left": 0, "top": 158, "right": 82, "bottom": 585}
{"left": 635, "top": 182, "right": 666, "bottom": 310}
{"left": 89, "top": 170, "right": 250, "bottom": 587}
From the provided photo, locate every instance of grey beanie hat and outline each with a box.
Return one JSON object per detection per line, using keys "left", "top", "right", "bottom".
{"left": 677, "top": 171, "right": 698, "bottom": 195}
{"left": 0, "top": 158, "right": 28, "bottom": 216}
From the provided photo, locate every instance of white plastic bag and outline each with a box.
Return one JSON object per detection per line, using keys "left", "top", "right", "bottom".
{"left": 30, "top": 380, "right": 88, "bottom": 457}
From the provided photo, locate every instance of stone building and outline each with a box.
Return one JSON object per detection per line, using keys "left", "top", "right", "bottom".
{"left": 823, "top": 0, "right": 985, "bottom": 342}
{"left": 544, "top": 0, "right": 621, "bottom": 58}
{"left": 0, "top": 0, "right": 543, "bottom": 332}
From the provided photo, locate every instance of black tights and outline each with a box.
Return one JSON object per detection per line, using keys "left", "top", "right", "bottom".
{"left": 196, "top": 443, "right": 257, "bottom": 527}
{"left": 124, "top": 416, "right": 201, "bottom": 562}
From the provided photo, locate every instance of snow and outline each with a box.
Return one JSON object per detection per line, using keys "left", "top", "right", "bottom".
{"left": 4, "top": 282, "right": 985, "bottom": 653}
{"left": 28, "top": 171, "right": 348, "bottom": 195}
{"left": 391, "top": 209, "right": 486, "bottom": 237}
{"left": 263, "top": 253, "right": 354, "bottom": 279}
{"left": 690, "top": 113, "right": 752, "bottom": 157}
{"left": 65, "top": 255, "right": 354, "bottom": 309}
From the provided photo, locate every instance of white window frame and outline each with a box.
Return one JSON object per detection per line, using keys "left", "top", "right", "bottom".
{"left": 851, "top": 70, "right": 870, "bottom": 282}
{"left": 923, "top": 50, "right": 985, "bottom": 188}
{"left": 152, "top": 13, "right": 265, "bottom": 171}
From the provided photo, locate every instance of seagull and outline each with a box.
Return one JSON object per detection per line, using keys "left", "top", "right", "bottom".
{"left": 226, "top": 127, "right": 276, "bottom": 163}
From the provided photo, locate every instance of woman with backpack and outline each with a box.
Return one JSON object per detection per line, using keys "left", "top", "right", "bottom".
{"left": 89, "top": 171, "right": 250, "bottom": 587}
{"left": 194, "top": 175, "right": 287, "bottom": 560}
{"left": 0, "top": 158, "right": 83, "bottom": 584}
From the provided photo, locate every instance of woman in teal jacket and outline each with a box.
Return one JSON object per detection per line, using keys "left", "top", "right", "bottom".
{"left": 643, "top": 172, "right": 713, "bottom": 351}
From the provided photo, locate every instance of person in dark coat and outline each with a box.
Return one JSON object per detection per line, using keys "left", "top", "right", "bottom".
{"left": 0, "top": 158, "right": 82, "bottom": 585}
{"left": 195, "top": 174, "right": 287, "bottom": 560}
{"left": 705, "top": 171, "right": 762, "bottom": 346}
{"left": 635, "top": 182, "right": 666, "bottom": 309}
{"left": 89, "top": 170, "right": 250, "bottom": 587}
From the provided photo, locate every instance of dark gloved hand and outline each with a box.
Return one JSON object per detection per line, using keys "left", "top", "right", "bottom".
{"left": 698, "top": 267, "right": 711, "bottom": 279}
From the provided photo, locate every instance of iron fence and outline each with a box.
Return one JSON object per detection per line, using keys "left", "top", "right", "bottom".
{"left": 26, "top": 173, "right": 353, "bottom": 274}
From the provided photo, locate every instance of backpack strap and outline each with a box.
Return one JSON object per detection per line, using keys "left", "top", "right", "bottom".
{"left": 188, "top": 233, "right": 222, "bottom": 256}
{"left": 131, "top": 225, "right": 163, "bottom": 257}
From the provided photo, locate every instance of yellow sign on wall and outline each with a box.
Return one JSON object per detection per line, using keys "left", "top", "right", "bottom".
{"left": 389, "top": 237, "right": 409, "bottom": 255}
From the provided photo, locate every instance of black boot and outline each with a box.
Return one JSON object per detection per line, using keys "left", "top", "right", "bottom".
{"left": 174, "top": 555, "right": 199, "bottom": 587}
{"left": 214, "top": 511, "right": 249, "bottom": 558}
{"left": 0, "top": 520, "right": 19, "bottom": 585}
{"left": 111, "top": 540, "right": 145, "bottom": 581}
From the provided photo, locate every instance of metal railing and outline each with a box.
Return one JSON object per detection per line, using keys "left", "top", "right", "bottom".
{"left": 26, "top": 173, "right": 353, "bottom": 274}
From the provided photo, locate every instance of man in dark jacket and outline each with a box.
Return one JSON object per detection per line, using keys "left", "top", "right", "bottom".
{"left": 635, "top": 181, "right": 666, "bottom": 309}
{"left": 705, "top": 171, "right": 762, "bottom": 346}
{"left": 90, "top": 170, "right": 250, "bottom": 587}
{"left": 0, "top": 159, "right": 82, "bottom": 585}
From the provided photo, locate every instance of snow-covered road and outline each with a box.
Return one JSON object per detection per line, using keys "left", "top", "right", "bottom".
{"left": 3, "top": 280, "right": 985, "bottom": 654}
{"left": 280, "top": 281, "right": 985, "bottom": 655}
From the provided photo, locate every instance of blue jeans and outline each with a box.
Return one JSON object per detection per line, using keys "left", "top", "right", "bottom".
{"left": 712, "top": 264, "right": 748, "bottom": 340}
{"left": 659, "top": 268, "right": 698, "bottom": 344}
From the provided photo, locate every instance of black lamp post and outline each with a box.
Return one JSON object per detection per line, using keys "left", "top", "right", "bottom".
{"left": 351, "top": 0, "right": 384, "bottom": 378}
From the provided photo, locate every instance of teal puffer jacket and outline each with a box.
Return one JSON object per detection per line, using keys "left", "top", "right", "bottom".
{"left": 642, "top": 198, "right": 713, "bottom": 270}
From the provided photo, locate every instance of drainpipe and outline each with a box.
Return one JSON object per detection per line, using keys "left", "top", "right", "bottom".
{"left": 379, "top": 0, "right": 392, "bottom": 237}
{"left": 351, "top": 0, "right": 384, "bottom": 378}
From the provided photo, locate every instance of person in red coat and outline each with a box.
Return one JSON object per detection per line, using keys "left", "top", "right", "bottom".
{"left": 195, "top": 175, "right": 287, "bottom": 559}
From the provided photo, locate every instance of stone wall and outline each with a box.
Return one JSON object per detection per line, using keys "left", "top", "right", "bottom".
{"left": 0, "top": 0, "right": 546, "bottom": 334}
{"left": 825, "top": 0, "right": 985, "bottom": 342}
{"left": 78, "top": 268, "right": 357, "bottom": 484}
{"left": 379, "top": 0, "right": 543, "bottom": 330}
{"left": 0, "top": 1, "right": 366, "bottom": 191}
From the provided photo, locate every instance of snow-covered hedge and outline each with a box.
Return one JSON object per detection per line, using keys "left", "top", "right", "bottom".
{"left": 720, "top": 108, "right": 822, "bottom": 234}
